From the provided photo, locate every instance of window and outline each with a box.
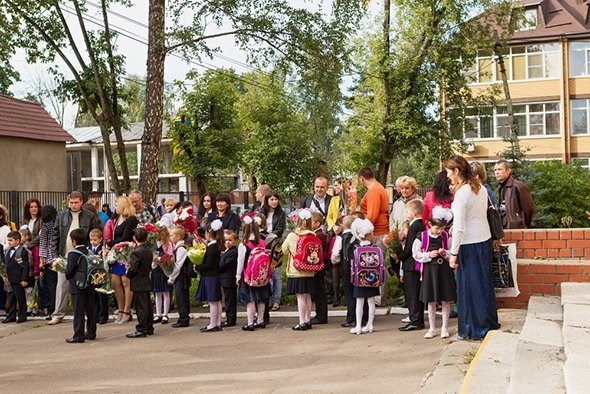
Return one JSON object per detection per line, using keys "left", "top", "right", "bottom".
{"left": 569, "top": 41, "right": 590, "bottom": 77}
{"left": 468, "top": 44, "right": 559, "bottom": 83}
{"left": 571, "top": 99, "right": 590, "bottom": 135}
{"left": 572, "top": 158, "right": 590, "bottom": 169}
{"left": 516, "top": 8, "right": 537, "bottom": 31}
{"left": 452, "top": 102, "right": 560, "bottom": 139}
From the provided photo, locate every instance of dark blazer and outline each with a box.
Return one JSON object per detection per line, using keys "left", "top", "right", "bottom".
{"left": 266, "top": 209, "right": 286, "bottom": 238}
{"left": 197, "top": 242, "right": 221, "bottom": 277}
{"left": 398, "top": 219, "right": 426, "bottom": 272}
{"left": 87, "top": 244, "right": 103, "bottom": 256}
{"left": 5, "top": 245, "right": 30, "bottom": 284}
{"left": 219, "top": 246, "right": 238, "bottom": 287}
{"left": 65, "top": 246, "right": 89, "bottom": 294}
{"left": 107, "top": 216, "right": 139, "bottom": 248}
{"left": 126, "top": 244, "right": 153, "bottom": 292}
{"left": 208, "top": 211, "right": 241, "bottom": 234}
{"left": 301, "top": 194, "right": 332, "bottom": 218}
{"left": 52, "top": 209, "right": 101, "bottom": 257}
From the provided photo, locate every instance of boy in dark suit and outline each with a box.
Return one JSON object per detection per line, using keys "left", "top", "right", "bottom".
{"left": 2, "top": 231, "right": 29, "bottom": 324}
{"left": 65, "top": 228, "right": 96, "bottom": 343}
{"left": 125, "top": 227, "right": 154, "bottom": 338}
{"left": 88, "top": 228, "right": 108, "bottom": 324}
{"left": 396, "top": 200, "right": 426, "bottom": 331}
{"left": 219, "top": 230, "right": 238, "bottom": 327}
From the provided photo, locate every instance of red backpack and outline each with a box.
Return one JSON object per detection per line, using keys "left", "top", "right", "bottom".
{"left": 292, "top": 234, "right": 324, "bottom": 272}
{"left": 243, "top": 240, "right": 272, "bottom": 287}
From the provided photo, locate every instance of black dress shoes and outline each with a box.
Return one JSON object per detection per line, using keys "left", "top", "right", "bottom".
{"left": 171, "top": 322, "right": 189, "bottom": 328}
{"left": 398, "top": 324, "right": 425, "bottom": 332}
{"left": 2, "top": 318, "right": 16, "bottom": 324}
{"left": 221, "top": 321, "right": 235, "bottom": 327}
{"left": 16, "top": 318, "right": 27, "bottom": 323}
{"left": 310, "top": 318, "right": 327, "bottom": 325}
{"left": 200, "top": 326, "right": 222, "bottom": 332}
{"left": 85, "top": 334, "right": 96, "bottom": 340}
{"left": 242, "top": 324, "right": 255, "bottom": 331}
{"left": 253, "top": 322, "right": 266, "bottom": 329}
{"left": 341, "top": 322, "right": 355, "bottom": 328}
{"left": 126, "top": 331, "right": 147, "bottom": 338}
{"left": 65, "top": 338, "right": 84, "bottom": 343}
{"left": 292, "top": 323, "right": 307, "bottom": 331}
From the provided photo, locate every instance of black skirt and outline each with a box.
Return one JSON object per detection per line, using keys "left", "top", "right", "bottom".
{"left": 151, "top": 267, "right": 172, "bottom": 292}
{"left": 353, "top": 286, "right": 380, "bottom": 298}
{"left": 286, "top": 277, "right": 315, "bottom": 295}
{"left": 419, "top": 261, "right": 457, "bottom": 303}
{"left": 195, "top": 276, "right": 222, "bottom": 302}
{"left": 238, "top": 278, "right": 271, "bottom": 305}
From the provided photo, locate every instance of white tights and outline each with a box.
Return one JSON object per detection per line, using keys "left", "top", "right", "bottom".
{"left": 208, "top": 301, "right": 222, "bottom": 329}
{"left": 154, "top": 291, "right": 170, "bottom": 317}
{"left": 245, "top": 301, "right": 267, "bottom": 325}
{"left": 296, "top": 293, "right": 312, "bottom": 325}
{"left": 427, "top": 301, "right": 451, "bottom": 331}
{"left": 355, "top": 297, "right": 375, "bottom": 331}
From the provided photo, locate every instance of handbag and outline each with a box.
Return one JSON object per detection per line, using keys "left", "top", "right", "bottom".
{"left": 492, "top": 245, "right": 514, "bottom": 288}
{"left": 486, "top": 196, "right": 504, "bottom": 240}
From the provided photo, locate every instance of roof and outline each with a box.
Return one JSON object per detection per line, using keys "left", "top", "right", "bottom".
{"left": 0, "top": 94, "right": 74, "bottom": 142}
{"left": 68, "top": 122, "right": 169, "bottom": 144}
{"left": 512, "top": 0, "right": 590, "bottom": 40}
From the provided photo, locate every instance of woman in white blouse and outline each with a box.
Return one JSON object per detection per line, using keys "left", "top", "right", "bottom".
{"left": 445, "top": 155, "right": 500, "bottom": 340}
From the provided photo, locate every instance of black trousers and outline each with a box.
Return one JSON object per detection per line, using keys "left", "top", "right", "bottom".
{"left": 0, "top": 277, "right": 7, "bottom": 311}
{"left": 174, "top": 276, "right": 190, "bottom": 325}
{"left": 6, "top": 284, "right": 27, "bottom": 322}
{"left": 312, "top": 271, "right": 328, "bottom": 322}
{"left": 44, "top": 269, "right": 58, "bottom": 315}
{"left": 38, "top": 275, "right": 51, "bottom": 311}
{"left": 222, "top": 286, "right": 237, "bottom": 325}
{"left": 94, "top": 292, "right": 109, "bottom": 322}
{"left": 341, "top": 266, "right": 355, "bottom": 324}
{"left": 72, "top": 290, "right": 96, "bottom": 341}
{"left": 404, "top": 270, "right": 424, "bottom": 327}
{"left": 134, "top": 291, "right": 154, "bottom": 334}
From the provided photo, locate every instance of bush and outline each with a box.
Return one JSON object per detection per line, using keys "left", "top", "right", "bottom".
{"left": 522, "top": 161, "right": 590, "bottom": 228}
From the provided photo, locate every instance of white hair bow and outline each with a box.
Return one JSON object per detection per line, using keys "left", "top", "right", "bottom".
{"left": 210, "top": 219, "right": 223, "bottom": 232}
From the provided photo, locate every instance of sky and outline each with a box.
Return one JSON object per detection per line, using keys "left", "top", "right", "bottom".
{"left": 10, "top": 1, "right": 382, "bottom": 130}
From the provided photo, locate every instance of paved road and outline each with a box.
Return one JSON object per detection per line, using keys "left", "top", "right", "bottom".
{"left": 0, "top": 314, "right": 458, "bottom": 393}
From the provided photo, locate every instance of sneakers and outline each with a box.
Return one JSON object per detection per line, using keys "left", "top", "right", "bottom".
{"left": 441, "top": 329, "right": 450, "bottom": 339}
{"left": 47, "top": 318, "right": 62, "bottom": 325}
{"left": 424, "top": 329, "right": 436, "bottom": 339}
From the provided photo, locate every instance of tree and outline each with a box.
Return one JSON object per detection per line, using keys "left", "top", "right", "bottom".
{"left": 1, "top": 0, "right": 132, "bottom": 194}
{"left": 170, "top": 68, "right": 244, "bottom": 198}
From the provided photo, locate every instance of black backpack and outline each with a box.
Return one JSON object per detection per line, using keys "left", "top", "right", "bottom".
{"left": 175, "top": 244, "right": 198, "bottom": 279}
{"left": 71, "top": 249, "right": 108, "bottom": 290}
{"left": 14, "top": 246, "right": 34, "bottom": 287}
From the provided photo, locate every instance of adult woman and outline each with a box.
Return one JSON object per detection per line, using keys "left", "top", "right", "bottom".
{"left": 261, "top": 190, "right": 286, "bottom": 311}
{"left": 470, "top": 161, "right": 498, "bottom": 208}
{"left": 38, "top": 205, "right": 58, "bottom": 317}
{"left": 23, "top": 198, "right": 43, "bottom": 314}
{"left": 0, "top": 204, "right": 12, "bottom": 314}
{"left": 208, "top": 193, "right": 240, "bottom": 233}
{"left": 326, "top": 179, "right": 346, "bottom": 232}
{"left": 197, "top": 192, "right": 216, "bottom": 230}
{"left": 422, "top": 171, "right": 453, "bottom": 225}
{"left": 445, "top": 155, "right": 500, "bottom": 340}
{"left": 107, "top": 196, "right": 139, "bottom": 324}
{"left": 389, "top": 176, "right": 422, "bottom": 232}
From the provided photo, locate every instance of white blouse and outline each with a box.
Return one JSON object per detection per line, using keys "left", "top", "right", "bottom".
{"left": 450, "top": 184, "right": 491, "bottom": 255}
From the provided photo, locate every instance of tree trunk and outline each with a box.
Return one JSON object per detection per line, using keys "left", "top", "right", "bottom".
{"left": 377, "top": 0, "right": 392, "bottom": 186}
{"left": 139, "top": 0, "right": 166, "bottom": 204}
{"left": 97, "top": 119, "right": 122, "bottom": 194}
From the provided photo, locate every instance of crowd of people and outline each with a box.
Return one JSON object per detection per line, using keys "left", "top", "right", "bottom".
{"left": 0, "top": 157, "right": 535, "bottom": 343}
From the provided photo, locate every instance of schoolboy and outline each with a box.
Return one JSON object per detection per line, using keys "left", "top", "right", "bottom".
{"left": 331, "top": 215, "right": 356, "bottom": 327}
{"left": 396, "top": 200, "right": 426, "bottom": 331}
{"left": 125, "top": 227, "right": 154, "bottom": 338}
{"left": 167, "top": 226, "right": 190, "bottom": 327}
{"left": 219, "top": 230, "right": 238, "bottom": 327}
{"left": 310, "top": 212, "right": 328, "bottom": 325}
{"left": 2, "top": 231, "right": 29, "bottom": 323}
{"left": 64, "top": 228, "right": 96, "bottom": 343}
{"left": 88, "top": 229, "right": 108, "bottom": 324}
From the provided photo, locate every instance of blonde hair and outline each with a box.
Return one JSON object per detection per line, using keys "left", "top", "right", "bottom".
{"left": 296, "top": 217, "right": 313, "bottom": 231}
{"left": 406, "top": 199, "right": 423, "bottom": 215}
{"left": 116, "top": 196, "right": 136, "bottom": 219}
{"left": 400, "top": 176, "right": 417, "bottom": 191}
{"left": 158, "top": 226, "right": 171, "bottom": 244}
{"left": 165, "top": 198, "right": 177, "bottom": 206}
{"left": 170, "top": 225, "right": 185, "bottom": 240}
{"left": 89, "top": 228, "right": 103, "bottom": 238}
{"left": 470, "top": 161, "right": 487, "bottom": 182}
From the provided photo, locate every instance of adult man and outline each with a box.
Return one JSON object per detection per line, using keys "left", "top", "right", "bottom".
{"left": 129, "top": 190, "right": 159, "bottom": 225}
{"left": 301, "top": 176, "right": 332, "bottom": 324}
{"left": 47, "top": 191, "right": 100, "bottom": 325}
{"left": 494, "top": 159, "right": 535, "bottom": 229}
{"left": 358, "top": 167, "right": 390, "bottom": 306}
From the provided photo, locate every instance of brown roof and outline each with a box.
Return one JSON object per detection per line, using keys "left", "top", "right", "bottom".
{"left": 512, "top": 0, "right": 590, "bottom": 41}
{"left": 0, "top": 94, "right": 74, "bottom": 142}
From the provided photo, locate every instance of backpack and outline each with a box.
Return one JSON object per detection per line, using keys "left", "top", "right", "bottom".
{"left": 244, "top": 240, "right": 272, "bottom": 287}
{"left": 292, "top": 233, "right": 324, "bottom": 272}
{"left": 176, "top": 244, "right": 198, "bottom": 279}
{"left": 415, "top": 230, "right": 449, "bottom": 280}
{"left": 265, "top": 233, "right": 284, "bottom": 270}
{"left": 351, "top": 245, "right": 384, "bottom": 287}
{"left": 71, "top": 249, "right": 108, "bottom": 290}
{"left": 14, "top": 246, "right": 34, "bottom": 286}
{"left": 324, "top": 231, "right": 336, "bottom": 263}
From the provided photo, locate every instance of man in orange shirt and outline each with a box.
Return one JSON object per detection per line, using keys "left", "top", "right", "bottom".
{"left": 358, "top": 167, "right": 390, "bottom": 305}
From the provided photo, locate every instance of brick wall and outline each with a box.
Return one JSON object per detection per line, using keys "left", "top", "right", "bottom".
{"left": 496, "top": 228, "right": 590, "bottom": 309}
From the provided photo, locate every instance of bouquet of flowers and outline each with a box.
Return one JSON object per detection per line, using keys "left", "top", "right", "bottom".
{"left": 187, "top": 241, "right": 206, "bottom": 266}
{"left": 157, "top": 253, "right": 175, "bottom": 277}
{"left": 175, "top": 206, "right": 197, "bottom": 235}
{"left": 0, "top": 263, "right": 11, "bottom": 292}
{"left": 143, "top": 223, "right": 159, "bottom": 250}
{"left": 50, "top": 256, "right": 67, "bottom": 273}
{"left": 383, "top": 229, "right": 402, "bottom": 255}
{"left": 112, "top": 241, "right": 135, "bottom": 262}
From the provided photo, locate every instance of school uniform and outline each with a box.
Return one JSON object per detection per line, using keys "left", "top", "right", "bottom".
{"left": 398, "top": 218, "right": 426, "bottom": 330}
{"left": 126, "top": 243, "right": 154, "bottom": 336}
{"left": 219, "top": 246, "right": 238, "bottom": 326}
{"left": 338, "top": 231, "right": 356, "bottom": 326}
{"left": 169, "top": 242, "right": 190, "bottom": 327}
{"left": 65, "top": 246, "right": 96, "bottom": 342}
{"left": 311, "top": 229, "right": 328, "bottom": 324}
{"left": 3, "top": 245, "right": 29, "bottom": 323}
{"left": 88, "top": 244, "right": 108, "bottom": 324}
{"left": 415, "top": 232, "right": 456, "bottom": 304}
{"left": 237, "top": 240, "right": 272, "bottom": 305}
{"left": 195, "top": 241, "right": 222, "bottom": 303}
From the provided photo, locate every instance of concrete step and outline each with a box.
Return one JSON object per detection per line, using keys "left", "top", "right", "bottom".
{"left": 561, "top": 282, "right": 590, "bottom": 394}
{"left": 507, "top": 296, "right": 565, "bottom": 393}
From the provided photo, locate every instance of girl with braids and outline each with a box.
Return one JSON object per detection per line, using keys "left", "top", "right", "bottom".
{"left": 445, "top": 155, "right": 500, "bottom": 340}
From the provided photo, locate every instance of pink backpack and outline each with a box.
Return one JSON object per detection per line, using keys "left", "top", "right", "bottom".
{"left": 351, "top": 245, "right": 384, "bottom": 287}
{"left": 292, "top": 234, "right": 324, "bottom": 272}
{"left": 244, "top": 240, "right": 271, "bottom": 287}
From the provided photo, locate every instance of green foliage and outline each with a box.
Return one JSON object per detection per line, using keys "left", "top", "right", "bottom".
{"left": 522, "top": 161, "right": 590, "bottom": 228}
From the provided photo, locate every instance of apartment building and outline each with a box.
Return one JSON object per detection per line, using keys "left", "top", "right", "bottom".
{"left": 455, "top": 0, "right": 590, "bottom": 168}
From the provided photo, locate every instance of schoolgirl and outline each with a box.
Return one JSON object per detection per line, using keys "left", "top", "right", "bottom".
{"left": 152, "top": 226, "right": 174, "bottom": 324}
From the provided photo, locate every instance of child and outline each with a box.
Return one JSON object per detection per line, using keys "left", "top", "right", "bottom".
{"left": 236, "top": 215, "right": 272, "bottom": 331}
{"left": 2, "top": 231, "right": 29, "bottom": 324}
{"left": 282, "top": 209, "right": 316, "bottom": 331}
{"left": 125, "top": 227, "right": 154, "bottom": 338}
{"left": 349, "top": 219, "right": 380, "bottom": 335}
{"left": 331, "top": 215, "right": 355, "bottom": 327}
{"left": 167, "top": 226, "right": 190, "bottom": 328}
{"left": 413, "top": 207, "right": 455, "bottom": 339}
{"left": 88, "top": 229, "right": 108, "bottom": 324}
{"left": 310, "top": 211, "right": 328, "bottom": 325}
{"left": 195, "top": 219, "right": 225, "bottom": 332}
{"left": 219, "top": 230, "right": 238, "bottom": 327}
{"left": 19, "top": 227, "right": 37, "bottom": 316}
{"left": 397, "top": 199, "right": 426, "bottom": 332}
{"left": 64, "top": 228, "right": 95, "bottom": 342}
{"left": 152, "top": 226, "right": 173, "bottom": 324}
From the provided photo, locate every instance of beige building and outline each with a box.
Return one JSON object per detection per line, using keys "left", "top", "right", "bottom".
{"left": 455, "top": 0, "right": 590, "bottom": 168}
